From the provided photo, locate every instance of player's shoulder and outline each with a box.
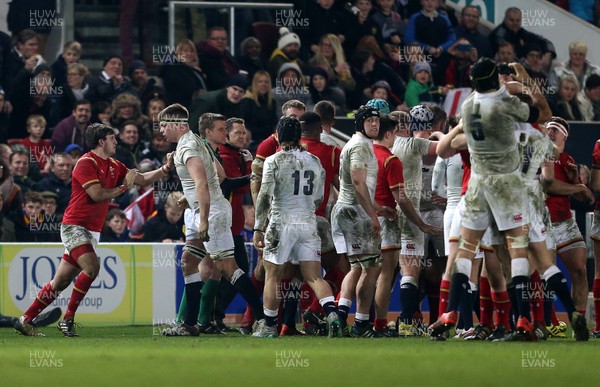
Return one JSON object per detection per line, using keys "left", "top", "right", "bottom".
{"left": 74, "top": 153, "right": 98, "bottom": 169}
{"left": 384, "top": 154, "right": 400, "bottom": 169}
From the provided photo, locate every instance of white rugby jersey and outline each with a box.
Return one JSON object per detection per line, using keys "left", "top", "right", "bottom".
{"left": 461, "top": 86, "right": 530, "bottom": 175}
{"left": 258, "top": 148, "right": 325, "bottom": 219}
{"left": 432, "top": 153, "right": 463, "bottom": 208}
{"left": 338, "top": 133, "right": 378, "bottom": 205}
{"left": 391, "top": 136, "right": 431, "bottom": 209}
{"left": 175, "top": 131, "right": 222, "bottom": 208}
{"left": 515, "top": 123, "right": 554, "bottom": 184}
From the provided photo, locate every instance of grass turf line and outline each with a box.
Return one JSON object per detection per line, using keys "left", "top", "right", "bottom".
{"left": 1, "top": 326, "right": 598, "bottom": 386}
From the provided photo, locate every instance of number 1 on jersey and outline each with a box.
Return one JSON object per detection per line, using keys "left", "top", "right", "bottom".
{"left": 292, "top": 170, "right": 314, "bottom": 195}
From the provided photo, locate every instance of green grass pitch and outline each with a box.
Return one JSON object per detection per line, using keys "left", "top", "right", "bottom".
{"left": 1, "top": 326, "right": 598, "bottom": 386}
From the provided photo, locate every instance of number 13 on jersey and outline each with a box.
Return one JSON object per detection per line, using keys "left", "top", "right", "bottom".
{"left": 292, "top": 170, "right": 315, "bottom": 195}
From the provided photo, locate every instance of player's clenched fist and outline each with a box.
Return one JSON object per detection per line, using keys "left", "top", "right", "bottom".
{"left": 124, "top": 169, "right": 138, "bottom": 188}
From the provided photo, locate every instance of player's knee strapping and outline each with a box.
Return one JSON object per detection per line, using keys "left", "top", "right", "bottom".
{"left": 70, "top": 243, "right": 94, "bottom": 261}
{"left": 506, "top": 234, "right": 529, "bottom": 250}
{"left": 350, "top": 254, "right": 381, "bottom": 268}
{"left": 182, "top": 245, "right": 207, "bottom": 260}
{"left": 457, "top": 236, "right": 480, "bottom": 255}
{"left": 210, "top": 248, "right": 235, "bottom": 261}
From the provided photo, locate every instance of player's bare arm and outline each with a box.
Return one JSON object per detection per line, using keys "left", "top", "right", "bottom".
{"left": 85, "top": 169, "right": 137, "bottom": 202}
{"left": 540, "top": 157, "right": 555, "bottom": 190}
{"left": 250, "top": 158, "right": 264, "bottom": 205}
{"left": 132, "top": 151, "right": 175, "bottom": 186}
{"left": 545, "top": 178, "right": 595, "bottom": 204}
{"left": 436, "top": 123, "right": 464, "bottom": 157}
{"left": 253, "top": 162, "right": 275, "bottom": 250}
{"left": 350, "top": 166, "right": 382, "bottom": 235}
{"left": 394, "top": 184, "right": 442, "bottom": 235}
{"left": 187, "top": 156, "right": 211, "bottom": 241}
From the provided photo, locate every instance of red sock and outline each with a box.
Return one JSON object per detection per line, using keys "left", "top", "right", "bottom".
{"left": 551, "top": 304, "right": 560, "bottom": 326}
{"left": 251, "top": 276, "right": 264, "bottom": 296}
{"left": 594, "top": 279, "right": 600, "bottom": 330}
{"left": 479, "top": 276, "right": 494, "bottom": 328}
{"left": 530, "top": 271, "right": 545, "bottom": 324}
{"left": 63, "top": 272, "right": 95, "bottom": 320}
{"left": 240, "top": 304, "right": 255, "bottom": 327}
{"left": 374, "top": 318, "right": 387, "bottom": 332}
{"left": 324, "top": 268, "right": 344, "bottom": 296}
{"left": 23, "top": 282, "right": 60, "bottom": 322}
{"left": 438, "top": 279, "right": 450, "bottom": 316}
{"left": 299, "top": 282, "right": 314, "bottom": 313}
{"left": 492, "top": 291, "right": 511, "bottom": 328}
{"left": 308, "top": 297, "right": 324, "bottom": 314}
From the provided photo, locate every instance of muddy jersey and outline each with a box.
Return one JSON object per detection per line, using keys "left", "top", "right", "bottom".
{"left": 175, "top": 130, "right": 222, "bottom": 208}
{"left": 433, "top": 153, "right": 463, "bottom": 208}
{"left": 461, "top": 86, "right": 530, "bottom": 175}
{"left": 516, "top": 123, "right": 554, "bottom": 184}
{"left": 338, "top": 133, "right": 378, "bottom": 205}
{"left": 259, "top": 148, "right": 325, "bottom": 221}
{"left": 391, "top": 136, "right": 431, "bottom": 209}
{"left": 420, "top": 161, "right": 436, "bottom": 211}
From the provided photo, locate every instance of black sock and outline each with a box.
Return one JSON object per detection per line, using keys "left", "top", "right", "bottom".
{"left": 507, "top": 282, "right": 517, "bottom": 330}
{"left": 458, "top": 281, "right": 473, "bottom": 329}
{"left": 472, "top": 288, "right": 480, "bottom": 321}
{"left": 184, "top": 281, "right": 203, "bottom": 326}
{"left": 400, "top": 282, "right": 419, "bottom": 324}
{"left": 283, "top": 298, "right": 298, "bottom": 327}
{"left": 543, "top": 293, "right": 553, "bottom": 326}
{"left": 265, "top": 314, "right": 278, "bottom": 327}
{"left": 354, "top": 318, "right": 369, "bottom": 328}
{"left": 447, "top": 273, "right": 469, "bottom": 313}
{"left": 233, "top": 274, "right": 265, "bottom": 320}
{"left": 338, "top": 304, "right": 350, "bottom": 322}
{"left": 544, "top": 273, "right": 576, "bottom": 317}
{"left": 322, "top": 301, "right": 337, "bottom": 316}
{"left": 512, "top": 276, "right": 531, "bottom": 319}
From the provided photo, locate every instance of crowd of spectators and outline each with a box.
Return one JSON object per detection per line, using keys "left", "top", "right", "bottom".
{"left": 1, "top": 0, "right": 599, "bottom": 243}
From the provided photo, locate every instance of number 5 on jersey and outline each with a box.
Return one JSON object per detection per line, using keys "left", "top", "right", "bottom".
{"left": 292, "top": 170, "right": 315, "bottom": 195}
{"left": 470, "top": 102, "right": 485, "bottom": 141}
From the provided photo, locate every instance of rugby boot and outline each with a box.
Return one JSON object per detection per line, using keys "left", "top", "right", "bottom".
{"left": 14, "top": 316, "right": 44, "bottom": 337}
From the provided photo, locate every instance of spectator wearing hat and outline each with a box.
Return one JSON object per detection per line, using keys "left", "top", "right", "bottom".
{"left": 160, "top": 38, "right": 208, "bottom": 109}
{"left": 196, "top": 27, "right": 240, "bottom": 91}
{"left": 89, "top": 54, "right": 133, "bottom": 102}
{"left": 64, "top": 143, "right": 83, "bottom": 161}
{"left": 110, "top": 92, "right": 152, "bottom": 140}
{"left": 8, "top": 62, "right": 54, "bottom": 139}
{"left": 268, "top": 27, "right": 305, "bottom": 81}
{"left": 129, "top": 59, "right": 165, "bottom": 109}
{"left": 308, "top": 67, "right": 346, "bottom": 114}
{"left": 238, "top": 37, "right": 267, "bottom": 81}
{"left": 51, "top": 99, "right": 91, "bottom": 152}
{"left": 33, "top": 152, "right": 73, "bottom": 213}
{"left": 371, "top": 80, "right": 403, "bottom": 110}
{"left": 272, "top": 63, "right": 312, "bottom": 114}
{"left": 404, "top": 62, "right": 447, "bottom": 107}
{"left": 578, "top": 73, "right": 600, "bottom": 121}
{"left": 188, "top": 74, "right": 248, "bottom": 133}
{"left": 549, "top": 41, "right": 600, "bottom": 91}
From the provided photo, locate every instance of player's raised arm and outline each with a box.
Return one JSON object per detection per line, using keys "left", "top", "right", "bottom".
{"left": 509, "top": 62, "right": 552, "bottom": 123}
{"left": 132, "top": 151, "right": 175, "bottom": 186}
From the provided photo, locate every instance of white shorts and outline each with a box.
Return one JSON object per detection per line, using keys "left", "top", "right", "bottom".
{"left": 525, "top": 183, "right": 555, "bottom": 250}
{"left": 448, "top": 198, "right": 485, "bottom": 259}
{"left": 422, "top": 208, "right": 445, "bottom": 257}
{"left": 398, "top": 210, "right": 424, "bottom": 257}
{"left": 184, "top": 198, "right": 235, "bottom": 260}
{"left": 331, "top": 202, "right": 381, "bottom": 257}
{"left": 316, "top": 215, "right": 336, "bottom": 254}
{"left": 263, "top": 214, "right": 321, "bottom": 265}
{"left": 60, "top": 224, "right": 100, "bottom": 251}
{"left": 379, "top": 215, "right": 401, "bottom": 251}
{"left": 463, "top": 171, "right": 529, "bottom": 232}
{"left": 590, "top": 210, "right": 600, "bottom": 241}
{"left": 548, "top": 217, "right": 585, "bottom": 253}
{"left": 443, "top": 204, "right": 458, "bottom": 256}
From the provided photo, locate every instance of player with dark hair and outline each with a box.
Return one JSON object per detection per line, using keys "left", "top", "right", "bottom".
{"left": 15, "top": 123, "right": 171, "bottom": 337}
{"left": 252, "top": 116, "right": 341, "bottom": 338}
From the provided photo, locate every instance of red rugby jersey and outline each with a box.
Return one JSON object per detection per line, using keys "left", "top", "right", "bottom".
{"left": 373, "top": 144, "right": 404, "bottom": 210}
{"left": 301, "top": 138, "right": 341, "bottom": 217}
{"left": 546, "top": 151, "right": 579, "bottom": 223}
{"left": 62, "top": 151, "right": 128, "bottom": 232}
